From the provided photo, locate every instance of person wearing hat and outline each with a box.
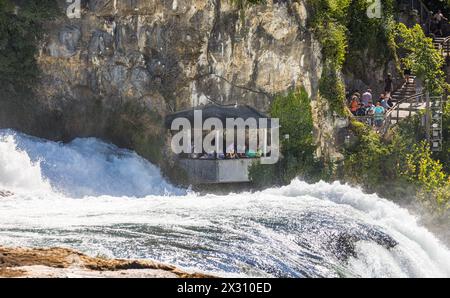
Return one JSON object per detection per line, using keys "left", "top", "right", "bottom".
{"left": 361, "top": 89, "right": 372, "bottom": 107}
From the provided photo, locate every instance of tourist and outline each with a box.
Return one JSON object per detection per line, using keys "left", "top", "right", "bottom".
{"left": 366, "top": 101, "right": 375, "bottom": 126}
{"left": 226, "top": 142, "right": 236, "bottom": 159}
{"left": 434, "top": 10, "right": 448, "bottom": 36}
{"left": 381, "top": 94, "right": 391, "bottom": 110}
{"left": 246, "top": 149, "right": 257, "bottom": 158}
{"left": 366, "top": 101, "right": 375, "bottom": 115}
{"left": 404, "top": 68, "right": 411, "bottom": 84}
{"left": 378, "top": 93, "right": 385, "bottom": 104}
{"left": 350, "top": 95, "right": 359, "bottom": 116}
{"left": 384, "top": 73, "right": 393, "bottom": 93}
{"left": 356, "top": 104, "right": 366, "bottom": 116}
{"left": 374, "top": 102, "right": 385, "bottom": 128}
{"left": 237, "top": 144, "right": 246, "bottom": 158}
{"left": 361, "top": 89, "right": 372, "bottom": 107}
{"left": 385, "top": 93, "right": 394, "bottom": 108}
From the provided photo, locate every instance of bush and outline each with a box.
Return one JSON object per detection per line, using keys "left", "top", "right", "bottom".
{"left": 0, "top": 0, "right": 58, "bottom": 86}
{"left": 250, "top": 87, "right": 320, "bottom": 186}
{"left": 344, "top": 121, "right": 394, "bottom": 190}
{"left": 396, "top": 23, "right": 447, "bottom": 94}
{"left": 310, "top": 0, "right": 398, "bottom": 114}
{"left": 435, "top": 101, "right": 450, "bottom": 173}
{"left": 403, "top": 141, "right": 450, "bottom": 212}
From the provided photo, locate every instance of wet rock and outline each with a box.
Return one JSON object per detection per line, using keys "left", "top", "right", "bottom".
{"left": 328, "top": 226, "right": 398, "bottom": 261}
{"left": 0, "top": 246, "right": 214, "bottom": 278}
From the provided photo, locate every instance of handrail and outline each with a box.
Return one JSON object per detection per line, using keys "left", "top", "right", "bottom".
{"left": 437, "top": 36, "right": 450, "bottom": 59}
{"left": 399, "top": 0, "right": 432, "bottom": 33}
{"left": 441, "top": 36, "right": 450, "bottom": 44}
{"left": 385, "top": 92, "right": 424, "bottom": 119}
{"left": 353, "top": 92, "right": 425, "bottom": 135}
{"left": 381, "top": 92, "right": 425, "bottom": 134}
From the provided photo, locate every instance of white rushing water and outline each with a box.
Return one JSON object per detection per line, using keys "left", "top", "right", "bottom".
{"left": 0, "top": 129, "right": 449, "bottom": 277}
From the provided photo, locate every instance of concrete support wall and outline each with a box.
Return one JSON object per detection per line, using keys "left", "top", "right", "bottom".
{"left": 178, "top": 159, "right": 254, "bottom": 184}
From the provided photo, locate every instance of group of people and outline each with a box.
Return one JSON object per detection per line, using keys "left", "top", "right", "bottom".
{"left": 188, "top": 141, "right": 264, "bottom": 160}
{"left": 348, "top": 74, "right": 395, "bottom": 129}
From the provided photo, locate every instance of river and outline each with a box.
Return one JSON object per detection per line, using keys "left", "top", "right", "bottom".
{"left": 0, "top": 129, "right": 449, "bottom": 277}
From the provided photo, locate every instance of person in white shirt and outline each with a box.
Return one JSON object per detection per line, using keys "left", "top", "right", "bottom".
{"left": 226, "top": 143, "right": 236, "bottom": 159}
{"left": 361, "top": 89, "right": 372, "bottom": 107}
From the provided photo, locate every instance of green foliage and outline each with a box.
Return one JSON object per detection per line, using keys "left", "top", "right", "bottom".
{"left": 344, "top": 112, "right": 449, "bottom": 213}
{"left": 309, "top": 0, "right": 352, "bottom": 24}
{"left": 344, "top": 0, "right": 399, "bottom": 81}
{"left": 270, "top": 87, "right": 315, "bottom": 154}
{"left": 309, "top": 0, "right": 397, "bottom": 115}
{"left": 396, "top": 23, "right": 447, "bottom": 94}
{"left": 346, "top": 0, "right": 396, "bottom": 59}
{"left": 248, "top": 161, "right": 277, "bottom": 188}
{"left": 319, "top": 65, "right": 347, "bottom": 114}
{"left": 312, "top": 20, "right": 348, "bottom": 70}
{"left": 394, "top": 114, "right": 450, "bottom": 213}
{"left": 0, "top": 0, "right": 58, "bottom": 86}
{"left": 435, "top": 101, "right": 450, "bottom": 173}
{"left": 20, "top": 0, "right": 59, "bottom": 21}
{"left": 403, "top": 141, "right": 450, "bottom": 212}
{"left": 272, "top": 88, "right": 319, "bottom": 183}
{"left": 250, "top": 87, "right": 319, "bottom": 187}
{"left": 344, "top": 120, "right": 395, "bottom": 190}
{"left": 309, "top": 0, "right": 350, "bottom": 114}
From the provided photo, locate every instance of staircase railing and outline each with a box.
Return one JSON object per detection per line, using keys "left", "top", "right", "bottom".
{"left": 354, "top": 92, "right": 425, "bottom": 134}
{"left": 437, "top": 36, "right": 450, "bottom": 59}
{"left": 381, "top": 92, "right": 425, "bottom": 134}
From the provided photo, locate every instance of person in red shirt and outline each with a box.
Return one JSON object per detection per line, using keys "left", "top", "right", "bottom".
{"left": 350, "top": 96, "right": 359, "bottom": 115}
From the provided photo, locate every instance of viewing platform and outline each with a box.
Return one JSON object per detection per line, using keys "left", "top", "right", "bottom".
{"left": 178, "top": 158, "right": 256, "bottom": 184}
{"left": 165, "top": 104, "right": 276, "bottom": 185}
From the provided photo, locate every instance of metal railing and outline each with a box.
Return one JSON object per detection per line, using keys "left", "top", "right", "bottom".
{"left": 437, "top": 36, "right": 450, "bottom": 58}
{"left": 398, "top": 0, "right": 432, "bottom": 33}
{"left": 354, "top": 92, "right": 425, "bottom": 134}
{"left": 381, "top": 92, "right": 425, "bottom": 134}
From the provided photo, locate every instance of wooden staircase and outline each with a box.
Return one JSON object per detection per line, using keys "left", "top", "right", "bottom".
{"left": 388, "top": 76, "right": 426, "bottom": 125}
{"left": 376, "top": 0, "right": 446, "bottom": 151}
{"left": 433, "top": 36, "right": 450, "bottom": 60}
{"left": 354, "top": 76, "right": 426, "bottom": 134}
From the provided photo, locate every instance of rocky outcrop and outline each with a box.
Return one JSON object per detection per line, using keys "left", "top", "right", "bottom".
{"left": 28, "top": 0, "right": 325, "bottom": 175}
{"left": 0, "top": 246, "right": 213, "bottom": 278}
{"left": 38, "top": 0, "right": 320, "bottom": 111}
{"left": 2, "top": 0, "right": 342, "bottom": 181}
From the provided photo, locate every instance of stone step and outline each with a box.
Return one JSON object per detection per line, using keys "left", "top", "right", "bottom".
{"left": 392, "top": 89, "right": 416, "bottom": 93}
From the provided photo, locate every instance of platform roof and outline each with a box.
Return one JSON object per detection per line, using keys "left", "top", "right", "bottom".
{"left": 165, "top": 104, "right": 273, "bottom": 129}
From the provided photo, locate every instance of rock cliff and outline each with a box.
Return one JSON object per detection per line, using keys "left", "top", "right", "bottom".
{"left": 2, "top": 0, "right": 345, "bottom": 181}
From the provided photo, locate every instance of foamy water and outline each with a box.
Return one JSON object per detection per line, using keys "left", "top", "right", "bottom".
{"left": 0, "top": 129, "right": 449, "bottom": 277}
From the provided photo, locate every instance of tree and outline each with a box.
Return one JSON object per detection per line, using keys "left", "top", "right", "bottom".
{"left": 396, "top": 23, "right": 447, "bottom": 94}
{"left": 403, "top": 141, "right": 450, "bottom": 212}
{"left": 0, "top": 0, "right": 58, "bottom": 86}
